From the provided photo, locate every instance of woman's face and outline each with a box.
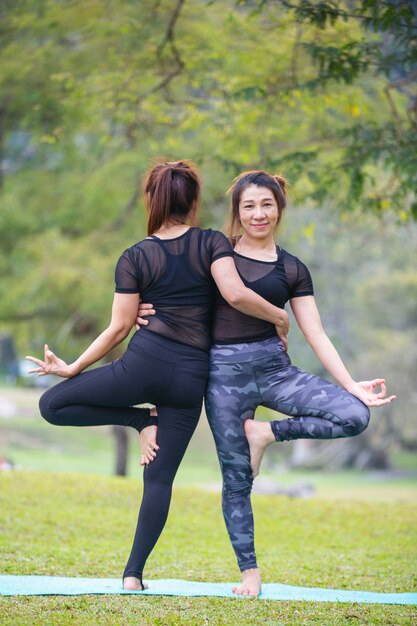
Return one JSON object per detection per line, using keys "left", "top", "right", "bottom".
{"left": 239, "top": 185, "right": 279, "bottom": 240}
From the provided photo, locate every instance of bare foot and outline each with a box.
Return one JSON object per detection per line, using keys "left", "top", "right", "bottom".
{"left": 139, "top": 424, "right": 159, "bottom": 466}
{"left": 123, "top": 576, "right": 148, "bottom": 590}
{"left": 232, "top": 568, "right": 261, "bottom": 597}
{"left": 244, "top": 419, "right": 275, "bottom": 478}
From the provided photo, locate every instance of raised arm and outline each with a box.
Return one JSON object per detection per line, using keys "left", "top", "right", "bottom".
{"left": 290, "top": 295, "right": 396, "bottom": 407}
{"left": 211, "top": 256, "right": 289, "bottom": 349}
{"left": 26, "top": 293, "right": 140, "bottom": 378}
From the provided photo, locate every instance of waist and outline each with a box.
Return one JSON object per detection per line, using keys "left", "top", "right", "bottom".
{"left": 210, "top": 336, "right": 288, "bottom": 363}
{"left": 211, "top": 304, "right": 277, "bottom": 344}
{"left": 129, "top": 328, "right": 209, "bottom": 360}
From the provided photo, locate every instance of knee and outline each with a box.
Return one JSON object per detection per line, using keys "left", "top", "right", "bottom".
{"left": 223, "top": 470, "right": 253, "bottom": 499}
{"left": 38, "top": 389, "right": 58, "bottom": 425}
{"left": 348, "top": 402, "right": 371, "bottom": 437}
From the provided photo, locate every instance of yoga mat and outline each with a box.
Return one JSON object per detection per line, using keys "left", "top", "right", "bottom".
{"left": 1, "top": 576, "right": 416, "bottom": 604}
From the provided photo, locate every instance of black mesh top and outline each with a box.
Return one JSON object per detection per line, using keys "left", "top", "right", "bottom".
{"left": 212, "top": 245, "right": 314, "bottom": 344}
{"left": 115, "top": 228, "right": 233, "bottom": 351}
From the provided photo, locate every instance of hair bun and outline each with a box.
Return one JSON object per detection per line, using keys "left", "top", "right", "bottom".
{"left": 273, "top": 174, "right": 287, "bottom": 193}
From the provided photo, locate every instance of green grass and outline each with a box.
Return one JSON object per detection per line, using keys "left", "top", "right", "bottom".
{"left": 3, "top": 409, "right": 417, "bottom": 502}
{"left": 1, "top": 470, "right": 416, "bottom": 625}
{"left": 1, "top": 383, "right": 416, "bottom": 497}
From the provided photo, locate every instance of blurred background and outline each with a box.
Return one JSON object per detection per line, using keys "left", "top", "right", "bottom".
{"left": 1, "top": 0, "right": 416, "bottom": 501}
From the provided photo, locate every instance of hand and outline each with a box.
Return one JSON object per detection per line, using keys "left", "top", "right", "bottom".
{"left": 347, "top": 379, "right": 396, "bottom": 407}
{"left": 25, "top": 344, "right": 78, "bottom": 379}
{"left": 275, "top": 310, "right": 289, "bottom": 351}
{"left": 135, "top": 299, "right": 156, "bottom": 331}
{"left": 140, "top": 424, "right": 159, "bottom": 466}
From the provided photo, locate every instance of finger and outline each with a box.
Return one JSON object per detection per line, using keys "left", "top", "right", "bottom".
{"left": 372, "top": 381, "right": 387, "bottom": 398}
{"left": 27, "top": 367, "right": 44, "bottom": 374}
{"left": 370, "top": 396, "right": 396, "bottom": 406}
{"left": 47, "top": 351, "right": 59, "bottom": 364}
{"left": 139, "top": 304, "right": 155, "bottom": 311}
{"left": 279, "top": 333, "right": 288, "bottom": 351}
{"left": 382, "top": 395, "right": 396, "bottom": 403}
{"left": 379, "top": 382, "right": 387, "bottom": 393}
{"left": 25, "top": 356, "right": 45, "bottom": 367}
{"left": 370, "top": 378, "right": 385, "bottom": 386}
{"left": 135, "top": 318, "right": 149, "bottom": 326}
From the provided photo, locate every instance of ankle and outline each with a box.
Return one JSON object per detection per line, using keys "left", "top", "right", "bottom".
{"left": 123, "top": 575, "right": 145, "bottom": 591}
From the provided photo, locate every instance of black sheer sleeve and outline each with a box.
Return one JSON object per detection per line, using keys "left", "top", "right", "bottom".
{"left": 209, "top": 230, "right": 233, "bottom": 263}
{"left": 291, "top": 258, "right": 314, "bottom": 297}
{"left": 115, "top": 249, "right": 140, "bottom": 294}
{"left": 282, "top": 251, "right": 314, "bottom": 298}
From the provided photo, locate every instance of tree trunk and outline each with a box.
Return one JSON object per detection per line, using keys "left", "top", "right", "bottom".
{"left": 113, "top": 425, "right": 129, "bottom": 476}
{"left": 0, "top": 101, "right": 6, "bottom": 191}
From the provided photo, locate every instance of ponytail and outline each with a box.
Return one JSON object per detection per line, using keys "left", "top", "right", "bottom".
{"left": 143, "top": 160, "right": 201, "bottom": 235}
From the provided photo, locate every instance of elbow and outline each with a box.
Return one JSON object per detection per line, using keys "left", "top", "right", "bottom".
{"left": 118, "top": 325, "right": 132, "bottom": 340}
{"left": 225, "top": 286, "right": 246, "bottom": 309}
{"left": 108, "top": 323, "right": 132, "bottom": 342}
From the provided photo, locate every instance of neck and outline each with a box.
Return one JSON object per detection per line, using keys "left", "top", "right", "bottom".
{"left": 235, "top": 233, "right": 278, "bottom": 261}
{"left": 239, "top": 233, "right": 277, "bottom": 251}
{"left": 152, "top": 222, "right": 190, "bottom": 238}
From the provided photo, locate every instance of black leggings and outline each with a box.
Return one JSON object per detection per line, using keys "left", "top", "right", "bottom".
{"left": 39, "top": 330, "right": 209, "bottom": 579}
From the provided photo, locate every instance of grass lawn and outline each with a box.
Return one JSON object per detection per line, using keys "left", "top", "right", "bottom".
{"left": 1, "top": 470, "right": 416, "bottom": 625}
{"left": 2, "top": 386, "right": 417, "bottom": 503}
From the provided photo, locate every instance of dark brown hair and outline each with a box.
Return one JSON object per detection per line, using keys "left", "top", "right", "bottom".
{"left": 225, "top": 170, "right": 287, "bottom": 239}
{"left": 143, "top": 159, "right": 201, "bottom": 235}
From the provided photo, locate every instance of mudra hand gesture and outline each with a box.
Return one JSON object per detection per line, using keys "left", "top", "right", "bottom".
{"left": 348, "top": 379, "right": 396, "bottom": 407}
{"left": 25, "top": 344, "right": 77, "bottom": 379}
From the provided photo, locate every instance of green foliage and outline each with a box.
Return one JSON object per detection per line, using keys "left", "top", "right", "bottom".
{"left": 241, "top": 0, "right": 417, "bottom": 215}
{"left": 0, "top": 0, "right": 415, "bottom": 444}
{"left": 0, "top": 470, "right": 416, "bottom": 624}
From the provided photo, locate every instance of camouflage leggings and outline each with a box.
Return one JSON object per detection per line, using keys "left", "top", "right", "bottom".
{"left": 204, "top": 336, "right": 370, "bottom": 572}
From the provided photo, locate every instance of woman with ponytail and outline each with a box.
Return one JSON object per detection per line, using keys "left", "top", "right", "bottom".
{"left": 138, "top": 169, "right": 395, "bottom": 597}
{"left": 25, "top": 160, "right": 290, "bottom": 591}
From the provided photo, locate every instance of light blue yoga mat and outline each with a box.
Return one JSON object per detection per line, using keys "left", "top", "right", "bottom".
{"left": 1, "top": 576, "right": 416, "bottom": 604}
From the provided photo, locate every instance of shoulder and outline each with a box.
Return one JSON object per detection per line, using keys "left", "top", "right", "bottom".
{"left": 199, "top": 227, "right": 226, "bottom": 239}
{"left": 117, "top": 239, "right": 152, "bottom": 268}
{"left": 279, "top": 247, "right": 310, "bottom": 270}
{"left": 199, "top": 228, "right": 231, "bottom": 247}
{"left": 122, "top": 238, "right": 155, "bottom": 255}
{"left": 279, "top": 248, "right": 314, "bottom": 294}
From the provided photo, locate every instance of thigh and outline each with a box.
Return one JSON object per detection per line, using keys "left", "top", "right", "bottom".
{"left": 41, "top": 353, "right": 174, "bottom": 411}
{"left": 165, "top": 358, "right": 209, "bottom": 409}
{"left": 205, "top": 361, "right": 258, "bottom": 477}
{"left": 260, "top": 362, "right": 365, "bottom": 423}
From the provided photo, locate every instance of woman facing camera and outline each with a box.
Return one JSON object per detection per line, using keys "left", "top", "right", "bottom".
{"left": 205, "top": 170, "right": 395, "bottom": 596}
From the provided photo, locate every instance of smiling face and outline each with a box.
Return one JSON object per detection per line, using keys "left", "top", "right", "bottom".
{"left": 239, "top": 185, "right": 279, "bottom": 241}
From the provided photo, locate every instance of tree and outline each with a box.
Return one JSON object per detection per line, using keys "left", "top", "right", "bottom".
{"left": 1, "top": 0, "right": 414, "bottom": 472}
{"left": 237, "top": 0, "right": 417, "bottom": 217}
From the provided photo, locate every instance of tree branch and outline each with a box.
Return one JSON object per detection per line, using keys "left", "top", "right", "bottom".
{"left": 105, "top": 181, "right": 142, "bottom": 232}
